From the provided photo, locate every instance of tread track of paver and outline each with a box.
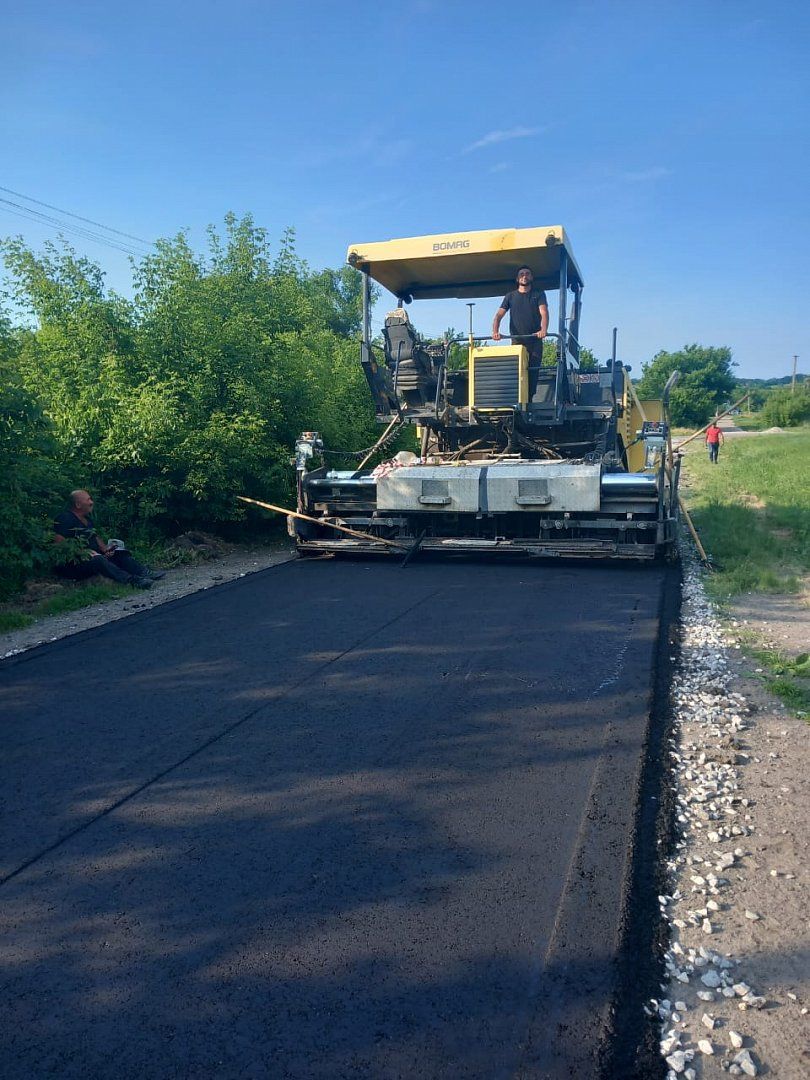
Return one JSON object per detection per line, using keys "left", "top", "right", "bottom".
{"left": 1, "top": 558, "right": 668, "bottom": 1078}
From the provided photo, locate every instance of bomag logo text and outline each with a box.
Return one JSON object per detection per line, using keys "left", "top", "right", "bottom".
{"left": 433, "top": 239, "right": 471, "bottom": 251}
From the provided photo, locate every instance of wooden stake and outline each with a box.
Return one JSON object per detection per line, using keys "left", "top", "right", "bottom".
{"left": 237, "top": 496, "right": 406, "bottom": 550}
{"left": 678, "top": 495, "right": 712, "bottom": 569}
{"left": 675, "top": 391, "right": 751, "bottom": 451}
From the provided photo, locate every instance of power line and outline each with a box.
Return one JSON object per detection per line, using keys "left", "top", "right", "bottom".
{"left": 0, "top": 198, "right": 146, "bottom": 257}
{"left": 0, "top": 184, "right": 153, "bottom": 247}
{"left": 0, "top": 197, "right": 150, "bottom": 258}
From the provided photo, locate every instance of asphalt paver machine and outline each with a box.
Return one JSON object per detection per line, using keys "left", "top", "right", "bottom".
{"left": 292, "top": 226, "right": 680, "bottom": 560}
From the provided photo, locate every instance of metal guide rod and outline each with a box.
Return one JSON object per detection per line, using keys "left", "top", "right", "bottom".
{"left": 236, "top": 496, "right": 407, "bottom": 550}
{"left": 676, "top": 391, "right": 751, "bottom": 450}
{"left": 353, "top": 413, "right": 403, "bottom": 475}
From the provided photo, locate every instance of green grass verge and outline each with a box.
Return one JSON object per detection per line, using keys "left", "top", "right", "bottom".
{"left": 34, "top": 582, "right": 133, "bottom": 617}
{"left": 0, "top": 581, "right": 134, "bottom": 637}
{"left": 747, "top": 648, "right": 810, "bottom": 715}
{"left": 0, "top": 611, "right": 34, "bottom": 632}
{"left": 764, "top": 677, "right": 810, "bottom": 714}
{"left": 681, "top": 431, "right": 810, "bottom": 599}
{"left": 732, "top": 414, "right": 770, "bottom": 431}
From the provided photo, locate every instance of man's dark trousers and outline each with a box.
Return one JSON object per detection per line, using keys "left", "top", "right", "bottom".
{"left": 527, "top": 343, "right": 544, "bottom": 399}
{"left": 708, "top": 442, "right": 720, "bottom": 463}
{"left": 58, "top": 551, "right": 146, "bottom": 584}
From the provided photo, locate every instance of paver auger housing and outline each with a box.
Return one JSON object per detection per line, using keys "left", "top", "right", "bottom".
{"left": 292, "top": 226, "right": 680, "bottom": 560}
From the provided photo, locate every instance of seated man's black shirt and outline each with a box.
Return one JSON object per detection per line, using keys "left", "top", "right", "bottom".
{"left": 53, "top": 510, "right": 105, "bottom": 554}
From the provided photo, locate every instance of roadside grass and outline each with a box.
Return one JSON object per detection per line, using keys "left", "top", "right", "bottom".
{"left": 0, "top": 580, "right": 134, "bottom": 638}
{"left": 35, "top": 582, "right": 133, "bottom": 617}
{"left": 733, "top": 413, "right": 770, "bottom": 431}
{"left": 764, "top": 677, "right": 810, "bottom": 715}
{"left": 682, "top": 431, "right": 810, "bottom": 717}
{"left": 681, "top": 431, "right": 810, "bottom": 599}
{"left": 747, "top": 648, "right": 810, "bottom": 716}
{"left": 0, "top": 611, "right": 33, "bottom": 633}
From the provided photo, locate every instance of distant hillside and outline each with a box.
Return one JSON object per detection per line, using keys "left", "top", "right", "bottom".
{"left": 736, "top": 373, "right": 807, "bottom": 388}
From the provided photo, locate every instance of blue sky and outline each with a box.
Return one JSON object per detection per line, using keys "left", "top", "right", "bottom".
{"left": 2, "top": 0, "right": 808, "bottom": 379}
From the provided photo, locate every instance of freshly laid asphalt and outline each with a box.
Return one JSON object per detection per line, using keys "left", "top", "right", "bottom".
{"left": 1, "top": 558, "right": 669, "bottom": 1079}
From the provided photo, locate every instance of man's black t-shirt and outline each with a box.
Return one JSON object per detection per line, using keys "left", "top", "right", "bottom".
{"left": 53, "top": 510, "right": 104, "bottom": 554}
{"left": 500, "top": 288, "right": 548, "bottom": 342}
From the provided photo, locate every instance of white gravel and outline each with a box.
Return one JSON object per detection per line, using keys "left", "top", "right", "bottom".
{"left": 657, "top": 542, "right": 809, "bottom": 1078}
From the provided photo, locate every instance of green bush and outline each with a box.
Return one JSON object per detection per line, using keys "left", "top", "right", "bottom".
{"left": 0, "top": 315, "right": 71, "bottom": 598}
{"left": 0, "top": 218, "right": 379, "bottom": 591}
{"left": 761, "top": 386, "right": 810, "bottom": 427}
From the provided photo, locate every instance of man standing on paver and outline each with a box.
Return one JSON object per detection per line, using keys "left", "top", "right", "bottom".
{"left": 492, "top": 267, "right": 549, "bottom": 399}
{"left": 705, "top": 419, "right": 724, "bottom": 464}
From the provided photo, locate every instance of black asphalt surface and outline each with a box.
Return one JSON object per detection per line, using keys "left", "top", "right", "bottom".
{"left": 1, "top": 558, "right": 667, "bottom": 1079}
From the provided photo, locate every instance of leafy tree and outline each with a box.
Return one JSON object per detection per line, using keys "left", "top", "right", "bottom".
{"left": 436, "top": 327, "right": 469, "bottom": 370}
{"left": 737, "top": 387, "right": 769, "bottom": 411}
{"left": 0, "top": 310, "right": 70, "bottom": 596}
{"left": 635, "top": 344, "right": 736, "bottom": 426}
{"left": 1, "top": 237, "right": 138, "bottom": 460}
{"left": 578, "top": 346, "right": 597, "bottom": 372}
{"left": 0, "top": 216, "right": 378, "bottom": 550}
{"left": 761, "top": 385, "right": 810, "bottom": 427}
{"left": 540, "top": 340, "right": 597, "bottom": 370}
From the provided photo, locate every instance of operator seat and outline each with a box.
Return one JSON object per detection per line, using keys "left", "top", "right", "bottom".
{"left": 383, "top": 309, "right": 429, "bottom": 370}
{"left": 382, "top": 308, "right": 437, "bottom": 408}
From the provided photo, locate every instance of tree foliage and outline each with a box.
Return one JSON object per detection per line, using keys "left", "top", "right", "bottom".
{"left": 0, "top": 311, "right": 71, "bottom": 596}
{"left": 761, "top": 385, "right": 810, "bottom": 427}
{"left": 635, "top": 344, "right": 736, "bottom": 426}
{"left": 0, "top": 216, "right": 378, "bottom": 591}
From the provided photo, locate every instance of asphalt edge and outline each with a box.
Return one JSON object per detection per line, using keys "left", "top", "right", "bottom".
{"left": 599, "top": 559, "right": 683, "bottom": 1079}
{"left": 0, "top": 553, "right": 297, "bottom": 670}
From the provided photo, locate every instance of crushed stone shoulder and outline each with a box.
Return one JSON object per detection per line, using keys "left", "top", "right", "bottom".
{"left": 656, "top": 550, "right": 809, "bottom": 1079}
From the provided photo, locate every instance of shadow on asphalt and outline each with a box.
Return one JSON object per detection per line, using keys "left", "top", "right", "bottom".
{"left": 1, "top": 558, "right": 671, "bottom": 1078}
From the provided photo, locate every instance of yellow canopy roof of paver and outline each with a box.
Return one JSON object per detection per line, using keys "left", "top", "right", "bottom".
{"left": 346, "top": 226, "right": 583, "bottom": 300}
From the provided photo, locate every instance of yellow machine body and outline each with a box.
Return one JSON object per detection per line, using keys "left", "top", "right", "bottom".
{"left": 469, "top": 344, "right": 529, "bottom": 410}
{"left": 347, "top": 225, "right": 583, "bottom": 299}
{"left": 288, "top": 224, "right": 681, "bottom": 561}
{"left": 624, "top": 395, "right": 663, "bottom": 474}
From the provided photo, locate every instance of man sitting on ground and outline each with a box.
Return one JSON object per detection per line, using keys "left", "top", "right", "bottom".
{"left": 53, "top": 489, "right": 164, "bottom": 590}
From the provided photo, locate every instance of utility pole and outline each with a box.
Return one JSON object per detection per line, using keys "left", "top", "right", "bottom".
{"left": 791, "top": 355, "right": 798, "bottom": 393}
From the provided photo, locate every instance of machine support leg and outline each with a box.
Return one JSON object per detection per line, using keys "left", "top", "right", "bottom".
{"left": 400, "top": 529, "right": 427, "bottom": 568}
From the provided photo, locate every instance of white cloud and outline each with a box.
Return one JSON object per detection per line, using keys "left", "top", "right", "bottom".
{"left": 488, "top": 162, "right": 511, "bottom": 174}
{"left": 462, "top": 126, "right": 541, "bottom": 154}
{"left": 296, "top": 131, "right": 416, "bottom": 170}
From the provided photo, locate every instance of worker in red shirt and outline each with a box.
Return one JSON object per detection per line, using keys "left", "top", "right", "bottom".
{"left": 705, "top": 419, "right": 724, "bottom": 464}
